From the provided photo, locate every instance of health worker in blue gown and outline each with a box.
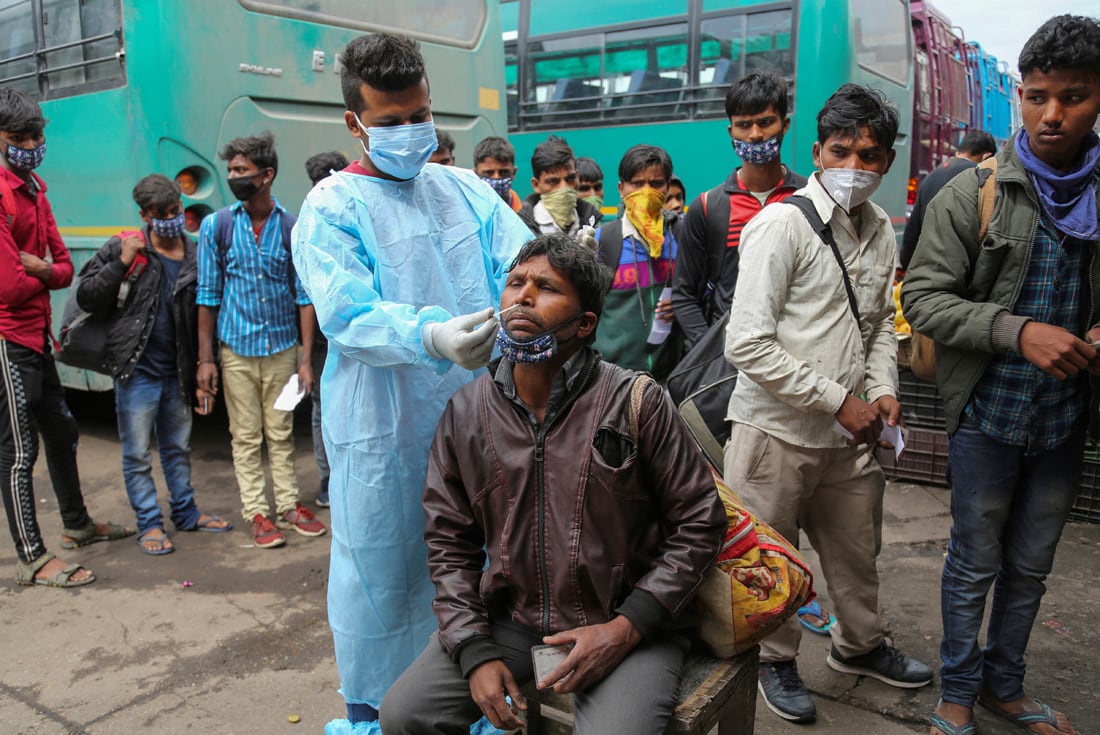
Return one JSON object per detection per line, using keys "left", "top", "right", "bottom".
{"left": 291, "top": 33, "right": 532, "bottom": 734}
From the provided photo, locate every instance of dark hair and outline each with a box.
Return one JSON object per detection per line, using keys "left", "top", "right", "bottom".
{"left": 436, "top": 129, "right": 456, "bottom": 154}
{"left": 958, "top": 130, "right": 997, "bottom": 156}
{"left": 530, "top": 135, "right": 575, "bottom": 179}
{"left": 220, "top": 130, "right": 279, "bottom": 177}
{"left": 508, "top": 233, "right": 613, "bottom": 342}
{"left": 340, "top": 33, "right": 426, "bottom": 113}
{"left": 725, "top": 70, "right": 789, "bottom": 120}
{"left": 305, "top": 151, "right": 350, "bottom": 185}
{"left": 816, "top": 83, "right": 900, "bottom": 148}
{"left": 669, "top": 175, "right": 684, "bottom": 191}
{"left": 1019, "top": 15, "right": 1100, "bottom": 78}
{"left": 617, "top": 144, "right": 672, "bottom": 183}
{"left": 576, "top": 156, "right": 603, "bottom": 183}
{"left": 131, "top": 174, "right": 181, "bottom": 215}
{"left": 474, "top": 136, "right": 515, "bottom": 165}
{"left": 0, "top": 87, "right": 46, "bottom": 136}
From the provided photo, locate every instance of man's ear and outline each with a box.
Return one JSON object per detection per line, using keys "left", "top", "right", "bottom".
{"left": 811, "top": 141, "right": 822, "bottom": 170}
{"left": 576, "top": 312, "right": 598, "bottom": 342}
{"left": 344, "top": 110, "right": 362, "bottom": 138}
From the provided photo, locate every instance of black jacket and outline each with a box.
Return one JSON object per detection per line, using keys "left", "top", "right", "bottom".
{"left": 75, "top": 226, "right": 198, "bottom": 396}
{"left": 900, "top": 157, "right": 976, "bottom": 270}
{"left": 517, "top": 192, "right": 603, "bottom": 238}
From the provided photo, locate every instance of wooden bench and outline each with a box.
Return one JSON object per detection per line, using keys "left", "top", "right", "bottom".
{"left": 522, "top": 647, "right": 759, "bottom": 735}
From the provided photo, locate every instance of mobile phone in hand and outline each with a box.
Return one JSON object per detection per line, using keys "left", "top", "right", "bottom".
{"left": 531, "top": 644, "right": 572, "bottom": 687}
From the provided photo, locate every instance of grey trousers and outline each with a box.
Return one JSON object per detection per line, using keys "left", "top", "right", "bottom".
{"left": 723, "top": 422, "right": 886, "bottom": 663}
{"left": 380, "top": 619, "right": 689, "bottom": 735}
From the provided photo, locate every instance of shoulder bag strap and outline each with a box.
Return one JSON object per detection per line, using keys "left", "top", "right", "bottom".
{"left": 785, "top": 195, "right": 861, "bottom": 325}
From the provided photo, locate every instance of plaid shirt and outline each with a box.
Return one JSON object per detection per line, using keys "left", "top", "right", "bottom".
{"left": 966, "top": 213, "right": 1090, "bottom": 454}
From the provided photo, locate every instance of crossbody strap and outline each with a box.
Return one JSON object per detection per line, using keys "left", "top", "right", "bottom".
{"left": 785, "top": 195, "right": 861, "bottom": 325}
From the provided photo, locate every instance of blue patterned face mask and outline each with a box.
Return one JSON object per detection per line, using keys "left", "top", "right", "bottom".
{"left": 495, "top": 312, "right": 583, "bottom": 364}
{"left": 5, "top": 141, "right": 45, "bottom": 171}
{"left": 151, "top": 213, "right": 186, "bottom": 238}
{"left": 480, "top": 175, "right": 514, "bottom": 202}
{"left": 357, "top": 117, "right": 438, "bottom": 180}
{"left": 732, "top": 135, "right": 782, "bottom": 165}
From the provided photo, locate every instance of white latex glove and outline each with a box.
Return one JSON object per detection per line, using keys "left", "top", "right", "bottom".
{"left": 422, "top": 307, "right": 500, "bottom": 370}
{"left": 577, "top": 225, "right": 598, "bottom": 252}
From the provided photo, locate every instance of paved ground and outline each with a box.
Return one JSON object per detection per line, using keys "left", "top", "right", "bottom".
{"left": 1, "top": 392, "right": 1098, "bottom": 735}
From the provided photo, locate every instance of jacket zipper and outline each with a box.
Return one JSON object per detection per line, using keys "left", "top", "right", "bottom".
{"left": 517, "top": 356, "right": 599, "bottom": 635}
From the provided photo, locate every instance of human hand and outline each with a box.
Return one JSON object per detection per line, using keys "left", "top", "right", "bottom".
{"left": 871, "top": 395, "right": 902, "bottom": 448}
{"left": 540, "top": 616, "right": 642, "bottom": 694}
{"left": 655, "top": 299, "right": 676, "bottom": 324}
{"left": 194, "top": 389, "right": 215, "bottom": 416}
{"left": 1087, "top": 326, "right": 1100, "bottom": 377}
{"left": 576, "top": 225, "right": 598, "bottom": 251}
{"left": 423, "top": 308, "right": 500, "bottom": 370}
{"left": 468, "top": 660, "right": 526, "bottom": 730}
{"left": 835, "top": 394, "right": 883, "bottom": 446}
{"left": 196, "top": 362, "right": 219, "bottom": 397}
{"left": 119, "top": 235, "right": 144, "bottom": 266}
{"left": 297, "top": 360, "right": 314, "bottom": 396}
{"left": 1018, "top": 321, "right": 1092, "bottom": 380}
{"left": 19, "top": 251, "right": 51, "bottom": 280}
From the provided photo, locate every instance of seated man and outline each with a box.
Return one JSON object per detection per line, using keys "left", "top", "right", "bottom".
{"left": 380, "top": 233, "right": 725, "bottom": 734}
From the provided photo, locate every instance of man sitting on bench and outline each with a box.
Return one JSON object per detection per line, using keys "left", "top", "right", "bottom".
{"left": 380, "top": 233, "right": 725, "bottom": 734}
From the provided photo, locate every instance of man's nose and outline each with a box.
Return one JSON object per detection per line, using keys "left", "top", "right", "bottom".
{"left": 1041, "top": 99, "right": 1064, "bottom": 127}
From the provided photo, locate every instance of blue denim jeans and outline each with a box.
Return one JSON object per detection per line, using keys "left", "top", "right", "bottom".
{"left": 940, "top": 417, "right": 1084, "bottom": 706}
{"left": 115, "top": 373, "right": 200, "bottom": 534}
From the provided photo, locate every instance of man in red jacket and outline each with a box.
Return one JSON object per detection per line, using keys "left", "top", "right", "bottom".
{"left": 0, "top": 87, "right": 132, "bottom": 589}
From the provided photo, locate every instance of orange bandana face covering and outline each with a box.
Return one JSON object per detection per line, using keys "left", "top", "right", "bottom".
{"left": 623, "top": 187, "right": 667, "bottom": 258}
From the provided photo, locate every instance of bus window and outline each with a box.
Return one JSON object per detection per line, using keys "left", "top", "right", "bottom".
{"left": 525, "top": 33, "right": 603, "bottom": 127}
{"left": 239, "top": 0, "right": 487, "bottom": 47}
{"left": 605, "top": 24, "right": 688, "bottom": 121}
{"left": 0, "top": 1, "right": 37, "bottom": 96}
{"left": 698, "top": 8, "right": 793, "bottom": 117}
{"left": 0, "top": 0, "right": 124, "bottom": 99}
{"left": 850, "top": 0, "right": 911, "bottom": 84}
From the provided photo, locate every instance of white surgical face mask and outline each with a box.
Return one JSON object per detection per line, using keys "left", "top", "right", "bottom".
{"left": 819, "top": 168, "right": 882, "bottom": 213}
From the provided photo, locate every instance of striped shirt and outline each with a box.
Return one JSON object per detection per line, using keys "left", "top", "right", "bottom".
{"left": 196, "top": 198, "right": 309, "bottom": 357}
{"left": 966, "top": 212, "right": 1089, "bottom": 453}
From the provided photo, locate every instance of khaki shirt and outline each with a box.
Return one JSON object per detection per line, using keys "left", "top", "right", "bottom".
{"left": 724, "top": 172, "right": 898, "bottom": 448}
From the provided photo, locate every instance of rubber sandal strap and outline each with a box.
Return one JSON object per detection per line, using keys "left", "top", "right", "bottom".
{"left": 930, "top": 712, "right": 976, "bottom": 735}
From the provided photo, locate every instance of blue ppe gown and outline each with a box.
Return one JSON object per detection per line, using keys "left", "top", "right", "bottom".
{"left": 292, "top": 162, "right": 531, "bottom": 709}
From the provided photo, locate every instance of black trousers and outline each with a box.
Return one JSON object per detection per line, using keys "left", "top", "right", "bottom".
{"left": 0, "top": 339, "right": 88, "bottom": 564}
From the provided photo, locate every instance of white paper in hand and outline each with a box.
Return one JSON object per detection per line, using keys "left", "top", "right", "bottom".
{"left": 832, "top": 420, "right": 906, "bottom": 460}
{"left": 273, "top": 374, "right": 304, "bottom": 411}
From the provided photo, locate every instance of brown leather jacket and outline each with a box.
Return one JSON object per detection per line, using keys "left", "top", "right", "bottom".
{"left": 423, "top": 349, "right": 725, "bottom": 674}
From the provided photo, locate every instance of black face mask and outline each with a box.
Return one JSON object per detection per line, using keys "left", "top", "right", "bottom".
{"left": 228, "top": 172, "right": 264, "bottom": 201}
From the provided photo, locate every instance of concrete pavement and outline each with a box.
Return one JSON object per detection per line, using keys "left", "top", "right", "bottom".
{"left": 1, "top": 394, "right": 1098, "bottom": 734}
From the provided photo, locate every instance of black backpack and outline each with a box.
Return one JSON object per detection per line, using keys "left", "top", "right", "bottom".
{"left": 666, "top": 195, "right": 853, "bottom": 470}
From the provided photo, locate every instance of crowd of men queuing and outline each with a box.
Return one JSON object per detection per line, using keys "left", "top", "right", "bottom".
{"left": 1, "top": 11, "right": 1098, "bottom": 735}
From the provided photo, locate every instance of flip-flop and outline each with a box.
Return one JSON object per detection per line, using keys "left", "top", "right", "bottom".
{"left": 930, "top": 712, "right": 977, "bottom": 735}
{"left": 182, "top": 514, "right": 233, "bottom": 533}
{"left": 60, "top": 520, "right": 136, "bottom": 549}
{"left": 798, "top": 600, "right": 836, "bottom": 635}
{"left": 136, "top": 529, "right": 175, "bottom": 556}
{"left": 978, "top": 695, "right": 1073, "bottom": 734}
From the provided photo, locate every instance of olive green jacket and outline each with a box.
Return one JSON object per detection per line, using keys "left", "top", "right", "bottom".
{"left": 901, "top": 139, "right": 1100, "bottom": 435}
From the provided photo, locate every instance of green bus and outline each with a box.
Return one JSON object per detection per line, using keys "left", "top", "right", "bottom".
{"left": 1, "top": 0, "right": 509, "bottom": 389}
{"left": 502, "top": 0, "right": 914, "bottom": 228}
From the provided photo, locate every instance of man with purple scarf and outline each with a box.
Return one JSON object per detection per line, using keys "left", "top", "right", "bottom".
{"left": 903, "top": 14, "right": 1100, "bottom": 735}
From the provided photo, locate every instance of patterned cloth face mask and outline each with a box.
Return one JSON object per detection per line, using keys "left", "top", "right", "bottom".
{"left": 496, "top": 312, "right": 583, "bottom": 364}
{"left": 481, "top": 175, "right": 514, "bottom": 202}
{"left": 5, "top": 141, "right": 46, "bottom": 171}
{"left": 151, "top": 213, "right": 186, "bottom": 238}
{"left": 732, "top": 135, "right": 782, "bottom": 165}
